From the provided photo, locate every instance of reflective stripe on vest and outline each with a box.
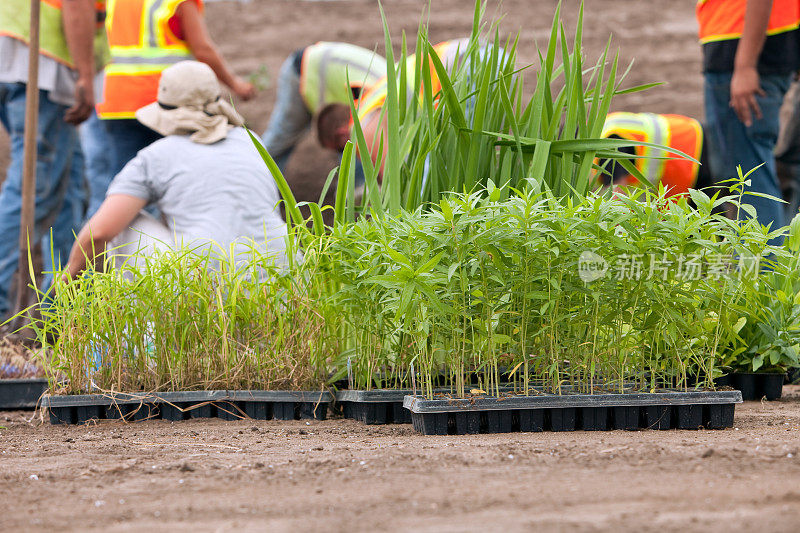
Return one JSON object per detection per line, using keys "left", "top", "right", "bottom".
{"left": 356, "top": 76, "right": 388, "bottom": 122}
{"left": 356, "top": 40, "right": 467, "bottom": 122}
{"left": 602, "top": 112, "right": 703, "bottom": 196}
{"left": 0, "top": 0, "right": 74, "bottom": 67}
{"left": 97, "top": 0, "right": 198, "bottom": 119}
{"left": 697, "top": 0, "right": 800, "bottom": 44}
{"left": 299, "top": 42, "right": 387, "bottom": 115}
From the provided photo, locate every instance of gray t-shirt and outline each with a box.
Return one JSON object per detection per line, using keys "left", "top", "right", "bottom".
{"left": 107, "top": 127, "right": 288, "bottom": 262}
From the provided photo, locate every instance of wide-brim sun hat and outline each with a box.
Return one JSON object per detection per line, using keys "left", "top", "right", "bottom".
{"left": 136, "top": 60, "right": 244, "bottom": 144}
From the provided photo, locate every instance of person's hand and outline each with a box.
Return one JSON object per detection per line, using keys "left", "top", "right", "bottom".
{"left": 64, "top": 75, "right": 95, "bottom": 125}
{"left": 61, "top": 262, "right": 80, "bottom": 283}
{"left": 730, "top": 64, "right": 765, "bottom": 127}
{"left": 231, "top": 77, "right": 256, "bottom": 101}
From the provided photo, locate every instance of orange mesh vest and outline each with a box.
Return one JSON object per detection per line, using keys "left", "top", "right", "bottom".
{"left": 97, "top": 0, "right": 199, "bottom": 119}
{"left": 602, "top": 112, "right": 704, "bottom": 197}
{"left": 697, "top": 0, "right": 799, "bottom": 43}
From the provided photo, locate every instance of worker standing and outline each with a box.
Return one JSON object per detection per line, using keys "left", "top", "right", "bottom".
{"left": 0, "top": 0, "right": 96, "bottom": 319}
{"left": 261, "top": 42, "right": 386, "bottom": 172}
{"left": 697, "top": 0, "right": 800, "bottom": 237}
{"left": 97, "top": 0, "right": 256, "bottom": 179}
{"left": 599, "top": 112, "right": 713, "bottom": 197}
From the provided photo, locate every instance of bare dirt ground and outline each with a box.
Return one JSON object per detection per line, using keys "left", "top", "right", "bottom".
{"left": 1, "top": 387, "right": 799, "bottom": 532}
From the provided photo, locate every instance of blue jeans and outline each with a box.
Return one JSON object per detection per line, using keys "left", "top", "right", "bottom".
{"left": 103, "top": 118, "right": 161, "bottom": 177}
{"left": 0, "top": 82, "right": 86, "bottom": 318}
{"left": 704, "top": 71, "right": 791, "bottom": 239}
{"left": 261, "top": 52, "right": 312, "bottom": 173}
{"left": 79, "top": 111, "right": 114, "bottom": 220}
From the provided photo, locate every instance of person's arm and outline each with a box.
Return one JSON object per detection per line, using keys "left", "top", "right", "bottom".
{"left": 730, "top": 0, "right": 773, "bottom": 127}
{"left": 61, "top": 0, "right": 96, "bottom": 124}
{"left": 176, "top": 1, "right": 256, "bottom": 100}
{"left": 64, "top": 195, "right": 147, "bottom": 279}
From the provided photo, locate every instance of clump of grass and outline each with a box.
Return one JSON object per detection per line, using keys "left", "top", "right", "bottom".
{"left": 715, "top": 209, "right": 800, "bottom": 374}
{"left": 270, "top": 0, "right": 672, "bottom": 231}
{"left": 23, "top": 179, "right": 792, "bottom": 398}
{"left": 320, "top": 180, "right": 787, "bottom": 397}
{"left": 248, "top": 1, "right": 789, "bottom": 398}
{"left": 30, "top": 241, "right": 334, "bottom": 395}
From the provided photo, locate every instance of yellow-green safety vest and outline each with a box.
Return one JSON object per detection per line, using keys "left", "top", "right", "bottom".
{"left": 0, "top": 0, "right": 74, "bottom": 67}
{"left": 299, "top": 42, "right": 387, "bottom": 114}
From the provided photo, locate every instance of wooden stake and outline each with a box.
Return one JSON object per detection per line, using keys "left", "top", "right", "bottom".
{"left": 14, "top": 0, "right": 41, "bottom": 316}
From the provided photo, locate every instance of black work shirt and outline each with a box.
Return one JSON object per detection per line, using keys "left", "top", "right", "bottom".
{"left": 702, "top": 29, "right": 800, "bottom": 74}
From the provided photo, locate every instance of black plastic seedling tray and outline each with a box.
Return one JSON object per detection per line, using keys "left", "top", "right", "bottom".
{"left": 42, "top": 390, "right": 332, "bottom": 425}
{"left": 336, "top": 390, "right": 413, "bottom": 424}
{"left": 336, "top": 383, "right": 641, "bottom": 425}
{"left": 403, "top": 390, "right": 742, "bottom": 435}
{"left": 729, "top": 372, "right": 785, "bottom": 401}
{"left": 335, "top": 385, "right": 527, "bottom": 425}
{"left": 0, "top": 378, "right": 48, "bottom": 409}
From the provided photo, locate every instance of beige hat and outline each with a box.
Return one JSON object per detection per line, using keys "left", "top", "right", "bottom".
{"left": 136, "top": 61, "right": 244, "bottom": 144}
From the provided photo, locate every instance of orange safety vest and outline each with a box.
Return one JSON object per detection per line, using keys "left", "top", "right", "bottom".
{"left": 601, "top": 112, "right": 703, "bottom": 197}
{"left": 697, "top": 0, "right": 800, "bottom": 43}
{"left": 97, "top": 0, "right": 199, "bottom": 119}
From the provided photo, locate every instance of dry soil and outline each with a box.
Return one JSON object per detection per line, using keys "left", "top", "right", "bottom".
{"left": 1, "top": 387, "right": 799, "bottom": 532}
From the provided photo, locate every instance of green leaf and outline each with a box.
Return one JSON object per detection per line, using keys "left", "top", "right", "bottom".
{"left": 739, "top": 203, "right": 758, "bottom": 219}
{"left": 425, "top": 41, "right": 468, "bottom": 131}
{"left": 415, "top": 251, "right": 445, "bottom": 275}
{"left": 447, "top": 262, "right": 460, "bottom": 281}
{"left": 244, "top": 127, "right": 304, "bottom": 229}
{"left": 378, "top": 1, "right": 401, "bottom": 212}
{"left": 335, "top": 141, "right": 355, "bottom": 225}
{"left": 745, "top": 191, "right": 787, "bottom": 204}
{"left": 318, "top": 166, "right": 340, "bottom": 205}
{"left": 384, "top": 246, "right": 412, "bottom": 268}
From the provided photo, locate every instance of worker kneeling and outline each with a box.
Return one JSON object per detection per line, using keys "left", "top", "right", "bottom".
{"left": 65, "top": 61, "right": 288, "bottom": 279}
{"left": 598, "top": 112, "right": 714, "bottom": 199}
